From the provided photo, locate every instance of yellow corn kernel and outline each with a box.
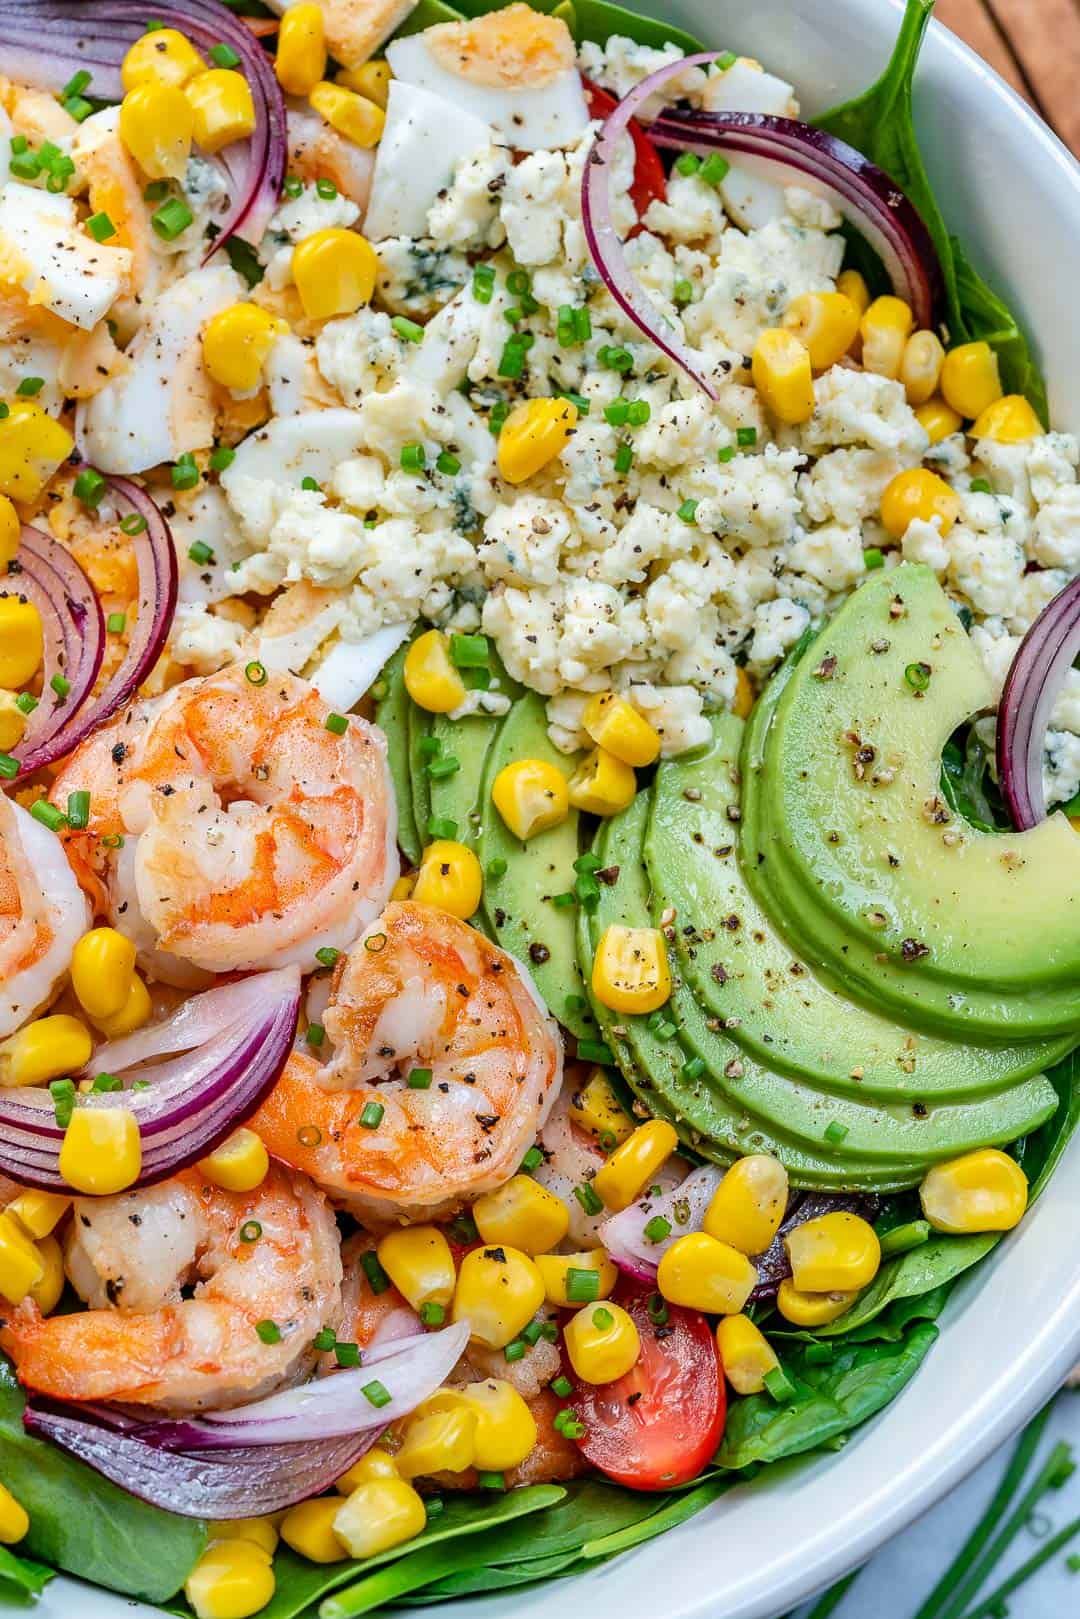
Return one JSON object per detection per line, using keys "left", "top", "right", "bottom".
{"left": 0, "top": 1482, "right": 27, "bottom": 1545}
{"left": 291, "top": 228, "right": 379, "bottom": 319}
{"left": 29, "top": 1232, "right": 63, "bottom": 1315}
{"left": 567, "top": 1068, "right": 633, "bottom": 1148}
{"left": 119, "top": 81, "right": 194, "bottom": 179}
{"left": 568, "top": 747, "right": 636, "bottom": 818}
{"left": 402, "top": 630, "right": 465, "bottom": 714}
{"left": 91, "top": 972, "right": 152, "bottom": 1038}
{"left": 940, "top": 340, "right": 1002, "bottom": 419}
{"left": 473, "top": 1174, "right": 569, "bottom": 1255}
{"left": 836, "top": 268, "right": 870, "bottom": 316}
{"left": 703, "top": 1154, "right": 789, "bottom": 1256}
{"left": 920, "top": 1148, "right": 1028, "bottom": 1234}
{"left": 396, "top": 1403, "right": 478, "bottom": 1479}
{"left": 582, "top": 692, "right": 661, "bottom": 767}
{"left": 593, "top": 1118, "right": 678, "bottom": 1212}
{"left": 657, "top": 1231, "right": 758, "bottom": 1315}
{"left": 412, "top": 839, "right": 482, "bottom": 920}
{"left": 0, "top": 401, "right": 74, "bottom": 503}
{"left": 899, "top": 329, "right": 945, "bottom": 406}
{"left": 275, "top": 4, "right": 327, "bottom": 97}
{"left": 564, "top": 1300, "right": 640, "bottom": 1384}
{"left": 497, "top": 397, "right": 578, "bottom": 485}
{"left": 536, "top": 1247, "right": 616, "bottom": 1308}
{"left": 7, "top": 1189, "right": 69, "bottom": 1239}
{"left": 122, "top": 27, "right": 205, "bottom": 91}
{"left": 0, "top": 596, "right": 44, "bottom": 689}
{"left": 0, "top": 1212, "right": 44, "bottom": 1306}
{"left": 376, "top": 1224, "right": 456, "bottom": 1313}
{"left": 198, "top": 1127, "right": 269, "bottom": 1193}
{"left": 859, "top": 296, "right": 914, "bottom": 379}
{"left": 208, "top": 1518, "right": 279, "bottom": 1558}
{"left": 184, "top": 1539, "right": 275, "bottom": 1619}
{"left": 785, "top": 1211, "right": 881, "bottom": 1293}
{"left": 716, "top": 1313, "right": 780, "bottom": 1396}
{"left": 0, "top": 1013, "right": 92, "bottom": 1089}
{"left": 186, "top": 69, "right": 256, "bottom": 154}
{"left": 0, "top": 495, "right": 20, "bottom": 569}
{"left": 915, "top": 396, "right": 964, "bottom": 445}
{"left": 775, "top": 1279, "right": 856, "bottom": 1327}
{"left": 879, "top": 467, "right": 960, "bottom": 542}
{"left": 336, "top": 60, "right": 391, "bottom": 107}
{"left": 491, "top": 758, "right": 569, "bottom": 842}
{"left": 781, "top": 291, "right": 860, "bottom": 371}
{"left": 203, "top": 304, "right": 287, "bottom": 394}
{"left": 590, "top": 925, "right": 671, "bottom": 1018}
{"left": 458, "top": 1379, "right": 537, "bottom": 1470}
{"left": 333, "top": 1478, "right": 426, "bottom": 1560}
{"left": 58, "top": 1107, "right": 142, "bottom": 1196}
{"left": 0, "top": 691, "right": 27, "bottom": 752}
{"left": 279, "top": 1498, "right": 348, "bottom": 1563}
{"left": 391, "top": 874, "right": 415, "bottom": 901}
{"left": 971, "top": 394, "right": 1043, "bottom": 444}
{"left": 70, "top": 926, "right": 137, "bottom": 1021}
{"left": 309, "top": 80, "right": 385, "bottom": 146}
{"left": 335, "top": 1447, "right": 398, "bottom": 1494}
{"left": 451, "top": 1244, "right": 545, "bottom": 1349}
{"left": 732, "top": 666, "right": 754, "bottom": 719}
{"left": 751, "top": 327, "right": 815, "bottom": 424}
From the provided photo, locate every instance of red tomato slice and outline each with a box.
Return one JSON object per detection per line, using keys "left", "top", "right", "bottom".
{"left": 584, "top": 82, "right": 667, "bottom": 220}
{"left": 569, "top": 1281, "right": 726, "bottom": 1490}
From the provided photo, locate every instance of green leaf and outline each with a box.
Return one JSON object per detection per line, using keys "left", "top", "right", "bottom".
{"left": 0, "top": 1542, "right": 55, "bottom": 1600}
{"left": 394, "top": 1548, "right": 588, "bottom": 1601}
{"left": 952, "top": 238, "right": 1050, "bottom": 424}
{"left": 581, "top": 1475, "right": 731, "bottom": 1557}
{"left": 389, "top": 0, "right": 465, "bottom": 36}
{"left": 816, "top": 1233, "right": 998, "bottom": 1340}
{"left": 1014, "top": 1046, "right": 1080, "bottom": 1198}
{"left": 557, "top": 0, "right": 705, "bottom": 51}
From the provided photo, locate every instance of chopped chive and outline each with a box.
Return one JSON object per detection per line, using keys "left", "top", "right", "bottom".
{"left": 598, "top": 344, "right": 634, "bottom": 373}
{"left": 675, "top": 153, "right": 701, "bottom": 176}
{"left": 736, "top": 426, "right": 758, "bottom": 447}
{"left": 577, "top": 1040, "right": 614, "bottom": 1065}
{"left": 556, "top": 389, "right": 590, "bottom": 415}
{"left": 681, "top": 1056, "right": 706, "bottom": 1081}
{"left": 359, "top": 1101, "right": 385, "bottom": 1130}
{"left": 824, "top": 1120, "right": 849, "bottom": 1145}
{"left": 503, "top": 1339, "right": 526, "bottom": 1362}
{"left": 244, "top": 659, "right": 268, "bottom": 686}
{"left": 700, "top": 152, "right": 730, "bottom": 186}
{"left": 627, "top": 399, "right": 650, "bottom": 426}
{"left": 400, "top": 442, "right": 426, "bottom": 472}
{"left": 419, "top": 1301, "right": 445, "bottom": 1327}
{"left": 436, "top": 450, "right": 461, "bottom": 476}
{"left": 315, "top": 946, "right": 340, "bottom": 969}
{"left": 313, "top": 1326, "right": 336, "bottom": 1351}
{"left": 360, "top": 1251, "right": 391, "bottom": 1295}
{"left": 50, "top": 673, "right": 71, "bottom": 698}
{"left": 718, "top": 445, "right": 735, "bottom": 463}
{"left": 325, "top": 712, "right": 348, "bottom": 735}
{"left": 566, "top": 1267, "right": 601, "bottom": 1303}
{"left": 497, "top": 339, "right": 526, "bottom": 380}
{"left": 334, "top": 1340, "right": 361, "bottom": 1368}
{"left": 209, "top": 445, "right": 235, "bottom": 472}
{"left": 551, "top": 892, "right": 575, "bottom": 909}
{"left": 426, "top": 755, "right": 459, "bottom": 780}
{"left": 477, "top": 1471, "right": 506, "bottom": 1490}
{"left": 904, "top": 660, "right": 932, "bottom": 692}
{"left": 969, "top": 477, "right": 993, "bottom": 494}
{"left": 506, "top": 268, "right": 531, "bottom": 294}
{"left": 209, "top": 40, "right": 240, "bottom": 66}
{"left": 187, "top": 540, "right": 215, "bottom": 565}
{"left": 361, "top": 1379, "right": 392, "bottom": 1409}
{"left": 86, "top": 211, "right": 117, "bottom": 243}
{"left": 573, "top": 1183, "right": 603, "bottom": 1217}
{"left": 878, "top": 1219, "right": 931, "bottom": 1258}
{"left": 764, "top": 1366, "right": 797, "bottom": 1403}
{"left": 120, "top": 512, "right": 147, "bottom": 536}
{"left": 15, "top": 693, "right": 37, "bottom": 715}
{"left": 614, "top": 441, "right": 634, "bottom": 475}
{"left": 300, "top": 475, "right": 319, "bottom": 491}
{"left": 62, "top": 69, "right": 92, "bottom": 97}
{"left": 643, "top": 1215, "right": 672, "bottom": 1243}
{"left": 426, "top": 1497, "right": 444, "bottom": 1518}
{"left": 592, "top": 1306, "right": 614, "bottom": 1331}
{"left": 716, "top": 49, "right": 738, "bottom": 70}
{"left": 151, "top": 197, "right": 194, "bottom": 241}
{"left": 486, "top": 857, "right": 508, "bottom": 880}
{"left": 62, "top": 95, "right": 93, "bottom": 121}
{"left": 90, "top": 1072, "right": 121, "bottom": 1092}
{"left": 305, "top": 1022, "right": 325, "bottom": 1048}
{"left": 489, "top": 400, "right": 510, "bottom": 435}
{"left": 15, "top": 376, "right": 44, "bottom": 397}
{"left": 66, "top": 790, "right": 90, "bottom": 830}
{"left": 551, "top": 1375, "right": 573, "bottom": 1399}
{"left": 283, "top": 174, "right": 303, "bottom": 198}
{"left": 864, "top": 546, "right": 885, "bottom": 570}
{"left": 448, "top": 1212, "right": 478, "bottom": 1245}
{"left": 171, "top": 454, "right": 200, "bottom": 490}
{"left": 449, "top": 632, "right": 488, "bottom": 668}
{"left": 0, "top": 753, "right": 21, "bottom": 782}
{"left": 72, "top": 466, "right": 106, "bottom": 507}
{"left": 391, "top": 315, "right": 423, "bottom": 343}
{"left": 255, "top": 1319, "right": 281, "bottom": 1344}
{"left": 50, "top": 1078, "right": 75, "bottom": 1128}
{"left": 417, "top": 735, "right": 441, "bottom": 760}
{"left": 143, "top": 179, "right": 169, "bottom": 201}
{"left": 240, "top": 1219, "right": 263, "bottom": 1244}
{"left": 472, "top": 265, "right": 495, "bottom": 303}
{"left": 673, "top": 277, "right": 694, "bottom": 306}
{"left": 315, "top": 177, "right": 338, "bottom": 199}
{"left": 605, "top": 398, "right": 630, "bottom": 427}
{"left": 646, "top": 1291, "right": 669, "bottom": 1326}
{"left": 521, "top": 1145, "right": 543, "bottom": 1172}
{"left": 677, "top": 498, "right": 698, "bottom": 524}
{"left": 427, "top": 815, "right": 458, "bottom": 840}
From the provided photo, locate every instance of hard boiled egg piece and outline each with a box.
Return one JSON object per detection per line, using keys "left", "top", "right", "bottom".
{"left": 364, "top": 81, "right": 494, "bottom": 240}
{"left": 700, "top": 59, "right": 799, "bottom": 231}
{"left": 0, "top": 182, "right": 131, "bottom": 329}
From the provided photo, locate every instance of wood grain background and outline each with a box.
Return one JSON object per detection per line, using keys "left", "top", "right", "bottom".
{"left": 936, "top": 0, "right": 1080, "bottom": 153}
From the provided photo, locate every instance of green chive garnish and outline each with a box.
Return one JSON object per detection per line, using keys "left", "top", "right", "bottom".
{"left": 255, "top": 1319, "right": 281, "bottom": 1344}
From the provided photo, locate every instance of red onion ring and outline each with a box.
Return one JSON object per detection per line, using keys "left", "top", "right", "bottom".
{"left": 997, "top": 575, "right": 1080, "bottom": 829}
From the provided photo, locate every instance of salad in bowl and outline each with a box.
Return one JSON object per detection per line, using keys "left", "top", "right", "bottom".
{"left": 0, "top": 0, "right": 1076, "bottom": 1614}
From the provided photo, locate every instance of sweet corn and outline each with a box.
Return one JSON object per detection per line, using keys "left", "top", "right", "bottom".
{"left": 396, "top": 1403, "right": 477, "bottom": 1478}
{"left": 940, "top": 340, "right": 1002, "bottom": 419}
{"left": 915, "top": 395, "right": 964, "bottom": 444}
{"left": 30, "top": 1232, "right": 63, "bottom": 1315}
{"left": 280, "top": 1498, "right": 348, "bottom": 1563}
{"left": 0, "top": 494, "right": 20, "bottom": 569}
{"left": 203, "top": 304, "right": 287, "bottom": 394}
{"left": 198, "top": 1127, "right": 269, "bottom": 1193}
{"left": 919, "top": 1148, "right": 1028, "bottom": 1234}
{"left": 879, "top": 467, "right": 960, "bottom": 541}
{"left": 291, "top": 226, "right": 380, "bottom": 320}
{"left": 7, "top": 1189, "right": 69, "bottom": 1239}
{"left": 656, "top": 1231, "right": 758, "bottom": 1315}
{"left": 781, "top": 291, "right": 860, "bottom": 371}
{"left": 859, "top": 296, "right": 914, "bottom": 379}
{"left": 567, "top": 1068, "right": 634, "bottom": 1147}
{"left": 491, "top": 757, "right": 569, "bottom": 842}
{"left": 0, "top": 596, "right": 43, "bottom": 689}
{"left": 564, "top": 1301, "right": 640, "bottom": 1384}
{"left": 751, "top": 327, "right": 815, "bottom": 424}
{"left": 590, "top": 925, "right": 671, "bottom": 1018}
{"left": 275, "top": 3, "right": 327, "bottom": 97}
{"left": 0, "top": 1211, "right": 44, "bottom": 1305}
{"left": 208, "top": 1519, "right": 279, "bottom": 1558}
{"left": 70, "top": 926, "right": 137, "bottom": 1021}
{"left": 0, "top": 401, "right": 74, "bottom": 502}
{"left": 459, "top": 1378, "right": 537, "bottom": 1469}
{"left": 785, "top": 1211, "right": 881, "bottom": 1293}
{"left": 971, "top": 394, "right": 1043, "bottom": 443}
{"left": 122, "top": 26, "right": 205, "bottom": 90}
{"left": 732, "top": 666, "right": 754, "bottom": 719}
{"left": 376, "top": 1224, "right": 456, "bottom": 1312}
{"left": 391, "top": 874, "right": 415, "bottom": 901}
{"left": 536, "top": 1247, "right": 616, "bottom": 1307}
{"left": 582, "top": 692, "right": 661, "bottom": 767}
{"left": 336, "top": 60, "right": 391, "bottom": 107}
{"left": 58, "top": 1106, "right": 141, "bottom": 1196}
{"left": 473, "top": 1174, "right": 569, "bottom": 1255}
{"left": 0, "top": 691, "right": 27, "bottom": 753}
{"left": 497, "top": 397, "right": 578, "bottom": 484}
{"left": 403, "top": 629, "right": 467, "bottom": 714}
{"left": 310, "top": 80, "right": 385, "bottom": 146}
{"left": 451, "top": 1244, "right": 545, "bottom": 1349}
{"left": 92, "top": 972, "right": 152, "bottom": 1038}
{"left": 412, "top": 839, "right": 482, "bottom": 920}
{"left": 775, "top": 1279, "right": 856, "bottom": 1327}
{"left": 593, "top": 1118, "right": 678, "bottom": 1212}
{"left": 0, "top": 1483, "right": 28, "bottom": 1545}
{"left": 184, "top": 1539, "right": 275, "bottom": 1619}
{"left": 899, "top": 329, "right": 945, "bottom": 406}
{"left": 0, "top": 1013, "right": 92, "bottom": 1089}
{"left": 119, "top": 82, "right": 194, "bottom": 179}
{"left": 333, "top": 1478, "right": 426, "bottom": 1559}
{"left": 836, "top": 268, "right": 870, "bottom": 316}
{"left": 186, "top": 69, "right": 257, "bottom": 154}
{"left": 703, "top": 1154, "right": 789, "bottom": 1256}
{"left": 567, "top": 747, "right": 636, "bottom": 818}
{"left": 716, "top": 1313, "right": 780, "bottom": 1396}
{"left": 335, "top": 1447, "right": 398, "bottom": 1494}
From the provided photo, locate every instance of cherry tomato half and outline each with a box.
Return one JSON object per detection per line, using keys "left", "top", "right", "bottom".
{"left": 584, "top": 82, "right": 667, "bottom": 220}
{"left": 569, "top": 1281, "right": 725, "bottom": 1489}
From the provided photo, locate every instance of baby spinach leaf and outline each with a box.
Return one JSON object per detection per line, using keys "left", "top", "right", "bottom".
{"left": 390, "top": 0, "right": 465, "bottom": 35}
{"left": 1014, "top": 1046, "right": 1080, "bottom": 1198}
{"left": 581, "top": 1475, "right": 731, "bottom": 1557}
{"left": 559, "top": 0, "right": 704, "bottom": 52}
{"left": 396, "top": 1548, "right": 587, "bottom": 1600}
{"left": 0, "top": 1543, "right": 55, "bottom": 1600}
{"left": 816, "top": 1233, "right": 998, "bottom": 1339}
{"left": 952, "top": 238, "right": 1050, "bottom": 425}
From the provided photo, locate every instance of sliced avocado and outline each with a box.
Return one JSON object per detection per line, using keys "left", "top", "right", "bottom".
{"left": 478, "top": 691, "right": 593, "bottom": 1041}
{"left": 647, "top": 713, "right": 1071, "bottom": 1099}
{"left": 428, "top": 654, "right": 521, "bottom": 848}
{"left": 374, "top": 643, "right": 421, "bottom": 867}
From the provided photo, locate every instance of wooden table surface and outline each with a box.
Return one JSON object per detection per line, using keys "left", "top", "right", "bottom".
{"left": 936, "top": 0, "right": 1080, "bottom": 153}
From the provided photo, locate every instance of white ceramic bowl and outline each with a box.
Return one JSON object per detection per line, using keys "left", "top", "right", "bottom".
{"left": 35, "top": 3, "right": 1080, "bottom": 1616}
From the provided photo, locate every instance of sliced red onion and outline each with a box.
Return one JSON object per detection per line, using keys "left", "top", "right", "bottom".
{"left": 997, "top": 575, "right": 1080, "bottom": 830}
{"left": 7, "top": 526, "right": 103, "bottom": 776}
{"left": 750, "top": 1191, "right": 881, "bottom": 1300}
{"left": 598, "top": 1165, "right": 723, "bottom": 1282}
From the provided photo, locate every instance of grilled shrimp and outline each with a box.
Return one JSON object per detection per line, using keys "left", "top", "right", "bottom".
{"left": 251, "top": 901, "right": 564, "bottom": 1223}
{"left": 0, "top": 1164, "right": 342, "bottom": 1412}
{"left": 0, "top": 795, "right": 89, "bottom": 1040}
{"left": 50, "top": 663, "right": 397, "bottom": 984}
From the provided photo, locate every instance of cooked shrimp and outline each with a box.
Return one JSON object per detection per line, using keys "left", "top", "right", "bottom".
{"left": 0, "top": 795, "right": 89, "bottom": 1041}
{"left": 0, "top": 1164, "right": 342, "bottom": 1412}
{"left": 250, "top": 901, "right": 563, "bottom": 1222}
{"left": 286, "top": 101, "right": 375, "bottom": 209}
{"left": 50, "top": 663, "right": 397, "bottom": 983}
